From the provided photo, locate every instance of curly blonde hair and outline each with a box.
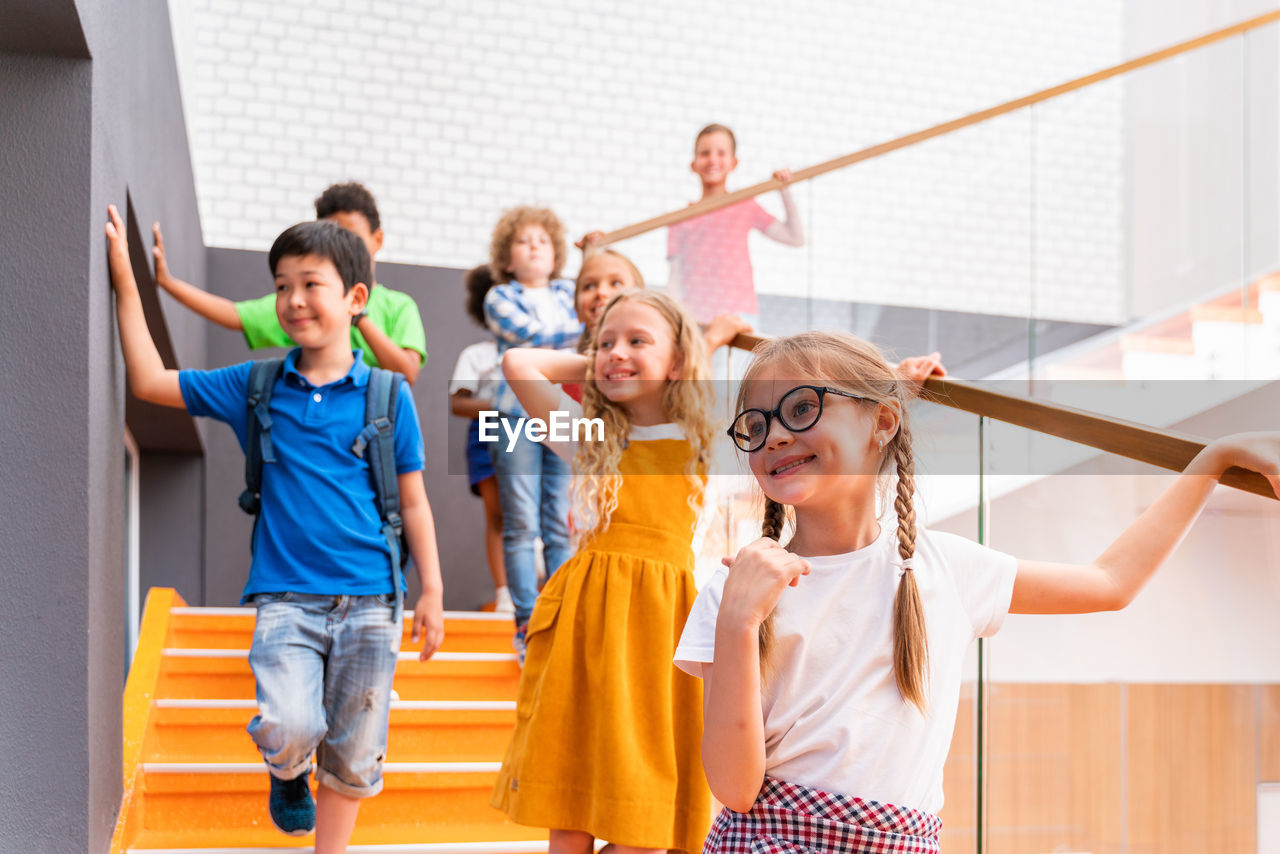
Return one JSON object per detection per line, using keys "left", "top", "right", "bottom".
{"left": 572, "top": 291, "right": 714, "bottom": 541}
{"left": 742, "top": 331, "right": 929, "bottom": 713}
{"left": 488, "top": 206, "right": 567, "bottom": 284}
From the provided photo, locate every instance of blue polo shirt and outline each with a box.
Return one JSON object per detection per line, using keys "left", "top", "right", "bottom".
{"left": 179, "top": 349, "right": 425, "bottom": 602}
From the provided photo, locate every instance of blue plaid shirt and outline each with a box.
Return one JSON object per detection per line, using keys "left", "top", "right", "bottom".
{"left": 484, "top": 278, "right": 582, "bottom": 417}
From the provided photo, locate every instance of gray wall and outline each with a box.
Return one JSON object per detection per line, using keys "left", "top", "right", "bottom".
{"left": 0, "top": 0, "right": 208, "bottom": 849}
{"left": 202, "top": 249, "right": 495, "bottom": 610}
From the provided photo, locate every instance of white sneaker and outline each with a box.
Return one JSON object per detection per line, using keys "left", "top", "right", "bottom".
{"left": 494, "top": 585, "right": 515, "bottom": 614}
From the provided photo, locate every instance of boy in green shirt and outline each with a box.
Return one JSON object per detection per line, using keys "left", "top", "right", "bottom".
{"left": 153, "top": 181, "right": 426, "bottom": 383}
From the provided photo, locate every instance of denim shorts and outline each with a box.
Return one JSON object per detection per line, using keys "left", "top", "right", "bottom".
{"left": 246, "top": 592, "right": 401, "bottom": 798}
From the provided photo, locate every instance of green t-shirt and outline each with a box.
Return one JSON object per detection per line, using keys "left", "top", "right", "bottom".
{"left": 235, "top": 283, "right": 427, "bottom": 367}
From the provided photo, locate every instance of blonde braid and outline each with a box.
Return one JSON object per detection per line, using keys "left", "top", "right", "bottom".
{"left": 891, "top": 420, "right": 929, "bottom": 712}
{"left": 756, "top": 498, "right": 787, "bottom": 667}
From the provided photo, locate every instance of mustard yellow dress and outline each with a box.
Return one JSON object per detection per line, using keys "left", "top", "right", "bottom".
{"left": 490, "top": 435, "right": 712, "bottom": 854}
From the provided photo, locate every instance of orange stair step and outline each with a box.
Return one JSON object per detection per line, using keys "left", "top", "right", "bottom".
{"left": 127, "top": 816, "right": 549, "bottom": 850}
{"left": 145, "top": 705, "right": 516, "bottom": 764}
{"left": 1190, "top": 304, "right": 1264, "bottom": 324}
{"left": 167, "top": 609, "right": 517, "bottom": 654}
{"left": 136, "top": 769, "right": 518, "bottom": 834}
{"left": 155, "top": 655, "right": 520, "bottom": 702}
{"left": 1120, "top": 333, "right": 1195, "bottom": 354}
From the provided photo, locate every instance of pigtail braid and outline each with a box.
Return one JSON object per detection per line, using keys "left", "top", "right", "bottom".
{"left": 756, "top": 498, "right": 787, "bottom": 672}
{"left": 891, "top": 421, "right": 929, "bottom": 712}
{"left": 762, "top": 496, "right": 786, "bottom": 541}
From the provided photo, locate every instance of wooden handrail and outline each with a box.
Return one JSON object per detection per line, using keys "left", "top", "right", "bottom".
{"left": 728, "top": 333, "right": 1276, "bottom": 501}
{"left": 599, "top": 10, "right": 1280, "bottom": 246}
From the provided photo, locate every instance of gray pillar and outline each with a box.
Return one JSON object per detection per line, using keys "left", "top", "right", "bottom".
{"left": 0, "top": 51, "right": 122, "bottom": 852}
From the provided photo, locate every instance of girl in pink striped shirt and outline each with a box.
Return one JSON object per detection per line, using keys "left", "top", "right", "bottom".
{"left": 667, "top": 123, "right": 805, "bottom": 325}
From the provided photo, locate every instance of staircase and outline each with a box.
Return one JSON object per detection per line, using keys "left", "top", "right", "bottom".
{"left": 111, "top": 588, "right": 552, "bottom": 853}
{"left": 1036, "top": 274, "right": 1280, "bottom": 381}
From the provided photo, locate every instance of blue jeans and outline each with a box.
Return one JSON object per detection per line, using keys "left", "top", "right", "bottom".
{"left": 488, "top": 426, "right": 573, "bottom": 624}
{"left": 246, "top": 592, "right": 400, "bottom": 798}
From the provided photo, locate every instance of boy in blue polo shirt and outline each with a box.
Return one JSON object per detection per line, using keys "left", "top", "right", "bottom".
{"left": 105, "top": 205, "right": 445, "bottom": 849}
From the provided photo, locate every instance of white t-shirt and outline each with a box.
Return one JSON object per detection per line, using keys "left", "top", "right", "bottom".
{"left": 449, "top": 340, "right": 500, "bottom": 403}
{"left": 674, "top": 522, "right": 1017, "bottom": 815}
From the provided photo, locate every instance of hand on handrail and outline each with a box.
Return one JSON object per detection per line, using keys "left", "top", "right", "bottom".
{"left": 704, "top": 313, "right": 755, "bottom": 353}
{"left": 895, "top": 352, "right": 947, "bottom": 398}
{"left": 772, "top": 168, "right": 794, "bottom": 186}
{"left": 575, "top": 230, "right": 606, "bottom": 253}
{"left": 1201, "top": 433, "right": 1280, "bottom": 499}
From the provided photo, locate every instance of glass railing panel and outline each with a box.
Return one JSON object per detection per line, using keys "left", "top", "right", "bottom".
{"left": 750, "top": 178, "right": 819, "bottom": 337}
{"left": 1024, "top": 27, "right": 1280, "bottom": 387}
{"left": 1025, "top": 74, "right": 1127, "bottom": 376}
{"left": 979, "top": 410, "right": 1280, "bottom": 853}
{"left": 806, "top": 109, "right": 1033, "bottom": 313}
{"left": 616, "top": 226, "right": 669, "bottom": 306}
{"left": 790, "top": 110, "right": 1038, "bottom": 383}
{"left": 915, "top": 404, "right": 987, "bottom": 853}
{"left": 1243, "top": 24, "right": 1280, "bottom": 287}
{"left": 627, "top": 21, "right": 1280, "bottom": 399}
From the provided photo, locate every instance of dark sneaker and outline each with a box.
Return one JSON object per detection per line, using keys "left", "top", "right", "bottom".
{"left": 512, "top": 622, "right": 528, "bottom": 667}
{"left": 268, "top": 770, "right": 315, "bottom": 836}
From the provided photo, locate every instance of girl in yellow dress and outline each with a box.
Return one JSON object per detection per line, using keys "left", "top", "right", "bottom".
{"left": 491, "top": 291, "right": 716, "bottom": 854}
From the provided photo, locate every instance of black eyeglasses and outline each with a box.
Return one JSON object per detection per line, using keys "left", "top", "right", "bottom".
{"left": 727, "top": 385, "right": 871, "bottom": 453}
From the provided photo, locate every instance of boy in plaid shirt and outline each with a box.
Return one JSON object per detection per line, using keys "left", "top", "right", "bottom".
{"left": 482, "top": 206, "right": 582, "bottom": 657}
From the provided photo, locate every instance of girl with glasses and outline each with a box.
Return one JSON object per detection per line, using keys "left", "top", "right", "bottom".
{"left": 675, "top": 330, "right": 1279, "bottom": 854}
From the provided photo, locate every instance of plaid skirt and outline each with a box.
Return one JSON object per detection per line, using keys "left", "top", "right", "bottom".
{"left": 702, "top": 777, "right": 941, "bottom": 854}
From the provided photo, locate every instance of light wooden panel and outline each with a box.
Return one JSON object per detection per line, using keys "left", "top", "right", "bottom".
{"left": 1065, "top": 684, "right": 1127, "bottom": 853}
{"left": 1261, "top": 685, "right": 1280, "bottom": 782}
{"left": 939, "top": 682, "right": 976, "bottom": 854}
{"left": 1126, "top": 685, "right": 1256, "bottom": 854}
{"left": 983, "top": 683, "right": 1125, "bottom": 854}
{"left": 938, "top": 683, "right": 1277, "bottom": 851}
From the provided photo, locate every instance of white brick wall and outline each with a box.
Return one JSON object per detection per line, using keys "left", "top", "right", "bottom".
{"left": 169, "top": 0, "right": 1124, "bottom": 323}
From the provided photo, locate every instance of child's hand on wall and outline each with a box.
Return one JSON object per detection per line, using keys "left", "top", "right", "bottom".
{"left": 104, "top": 205, "right": 133, "bottom": 288}
{"left": 151, "top": 222, "right": 175, "bottom": 287}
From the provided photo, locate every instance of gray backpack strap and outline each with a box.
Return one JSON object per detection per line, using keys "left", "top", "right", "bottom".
{"left": 238, "top": 358, "right": 287, "bottom": 524}
{"left": 352, "top": 367, "right": 406, "bottom": 625}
